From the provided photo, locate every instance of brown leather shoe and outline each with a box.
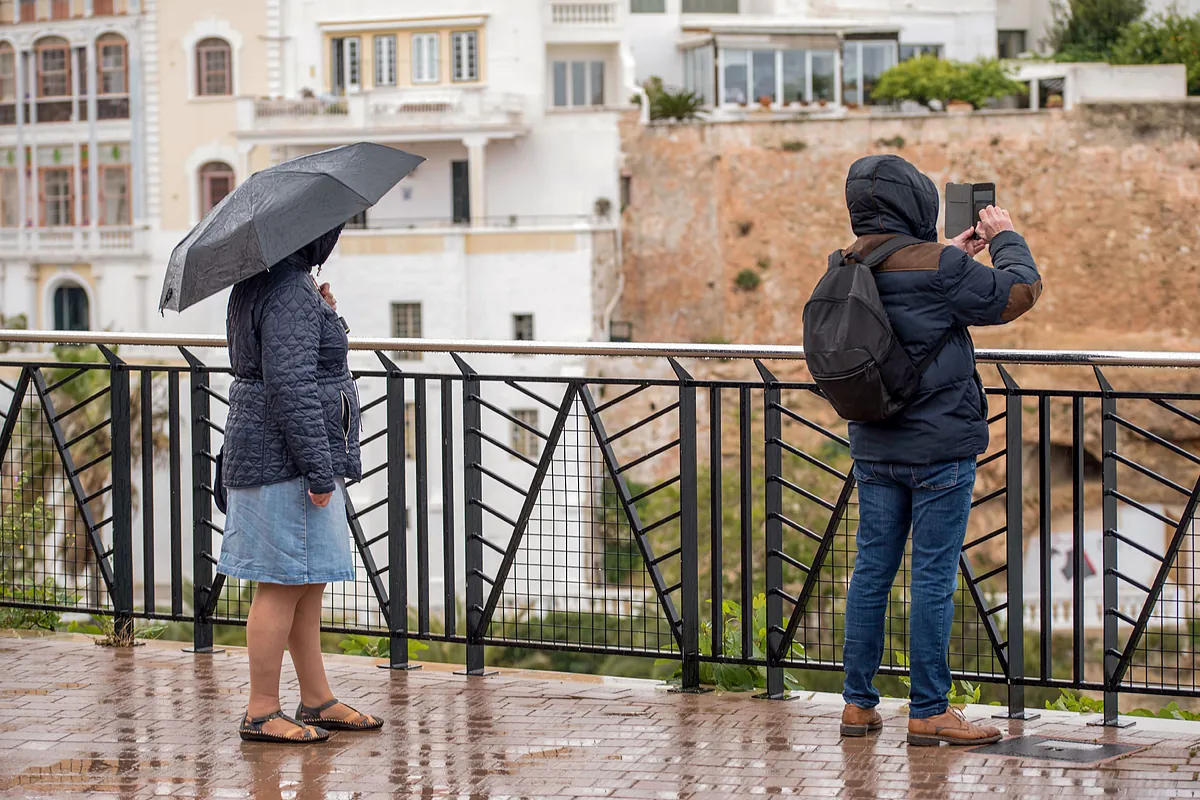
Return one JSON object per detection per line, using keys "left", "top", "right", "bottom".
{"left": 907, "top": 708, "right": 1003, "bottom": 746}
{"left": 840, "top": 704, "right": 883, "bottom": 737}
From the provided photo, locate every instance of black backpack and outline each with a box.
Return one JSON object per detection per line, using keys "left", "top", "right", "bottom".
{"left": 802, "top": 235, "right": 951, "bottom": 422}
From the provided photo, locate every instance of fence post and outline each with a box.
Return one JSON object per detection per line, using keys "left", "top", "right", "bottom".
{"left": 454, "top": 355, "right": 493, "bottom": 676}
{"left": 669, "top": 359, "right": 705, "bottom": 693}
{"left": 757, "top": 360, "right": 788, "bottom": 700}
{"left": 380, "top": 355, "right": 418, "bottom": 670}
{"left": 182, "top": 348, "right": 219, "bottom": 654}
{"left": 101, "top": 346, "right": 133, "bottom": 641}
{"left": 1094, "top": 367, "right": 1134, "bottom": 727}
{"left": 996, "top": 367, "right": 1036, "bottom": 719}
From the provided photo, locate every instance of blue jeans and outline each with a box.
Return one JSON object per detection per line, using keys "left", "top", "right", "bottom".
{"left": 842, "top": 457, "right": 976, "bottom": 719}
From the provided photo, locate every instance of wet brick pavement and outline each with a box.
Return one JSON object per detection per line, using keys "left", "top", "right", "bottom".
{"left": 2, "top": 633, "right": 1200, "bottom": 798}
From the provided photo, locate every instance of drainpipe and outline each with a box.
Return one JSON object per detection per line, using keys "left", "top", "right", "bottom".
{"left": 602, "top": 268, "right": 625, "bottom": 343}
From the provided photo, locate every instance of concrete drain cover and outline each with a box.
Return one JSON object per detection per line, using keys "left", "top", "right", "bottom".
{"left": 972, "top": 736, "right": 1143, "bottom": 764}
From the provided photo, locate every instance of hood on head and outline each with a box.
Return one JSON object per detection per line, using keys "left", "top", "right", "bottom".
{"left": 844, "top": 155, "right": 939, "bottom": 242}
{"left": 292, "top": 223, "right": 345, "bottom": 269}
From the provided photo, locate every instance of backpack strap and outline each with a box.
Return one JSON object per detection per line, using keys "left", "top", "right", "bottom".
{"left": 915, "top": 329, "right": 954, "bottom": 376}
{"left": 857, "top": 234, "right": 927, "bottom": 270}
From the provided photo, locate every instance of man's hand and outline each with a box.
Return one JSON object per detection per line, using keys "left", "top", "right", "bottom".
{"left": 309, "top": 491, "right": 332, "bottom": 508}
{"left": 318, "top": 282, "right": 337, "bottom": 311}
{"left": 976, "top": 206, "right": 1015, "bottom": 243}
{"left": 949, "top": 225, "right": 987, "bottom": 258}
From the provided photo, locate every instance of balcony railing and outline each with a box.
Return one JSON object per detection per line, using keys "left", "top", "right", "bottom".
{"left": 238, "top": 90, "right": 526, "bottom": 138}
{"left": 549, "top": 0, "right": 619, "bottom": 25}
{"left": 1, "top": 333, "right": 1198, "bottom": 725}
{"left": 0, "top": 226, "right": 142, "bottom": 254}
{"left": 5, "top": 0, "right": 127, "bottom": 22}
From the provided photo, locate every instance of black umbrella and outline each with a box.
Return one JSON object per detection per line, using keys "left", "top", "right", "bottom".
{"left": 159, "top": 142, "right": 424, "bottom": 313}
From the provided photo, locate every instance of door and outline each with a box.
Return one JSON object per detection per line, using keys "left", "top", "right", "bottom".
{"left": 451, "top": 160, "right": 470, "bottom": 224}
{"left": 331, "top": 37, "right": 361, "bottom": 95}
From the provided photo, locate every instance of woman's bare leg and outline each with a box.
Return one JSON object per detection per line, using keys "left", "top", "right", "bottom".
{"left": 246, "top": 582, "right": 319, "bottom": 739}
{"left": 289, "top": 583, "right": 381, "bottom": 726}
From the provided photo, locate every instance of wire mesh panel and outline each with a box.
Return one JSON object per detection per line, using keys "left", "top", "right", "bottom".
{"left": 484, "top": 383, "right": 677, "bottom": 655}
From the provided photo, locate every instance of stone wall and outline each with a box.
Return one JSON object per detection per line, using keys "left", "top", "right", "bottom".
{"left": 618, "top": 102, "right": 1200, "bottom": 358}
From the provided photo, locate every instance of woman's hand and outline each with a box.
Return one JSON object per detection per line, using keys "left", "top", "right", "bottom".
{"left": 309, "top": 491, "right": 332, "bottom": 508}
{"left": 318, "top": 283, "right": 337, "bottom": 311}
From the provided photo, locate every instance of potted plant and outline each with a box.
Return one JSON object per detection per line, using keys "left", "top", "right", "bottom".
{"left": 1046, "top": 93, "right": 1064, "bottom": 109}
{"left": 946, "top": 99, "right": 974, "bottom": 113}
{"left": 594, "top": 197, "right": 613, "bottom": 219}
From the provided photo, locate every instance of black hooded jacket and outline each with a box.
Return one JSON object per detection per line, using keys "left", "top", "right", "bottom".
{"left": 842, "top": 155, "right": 1042, "bottom": 465}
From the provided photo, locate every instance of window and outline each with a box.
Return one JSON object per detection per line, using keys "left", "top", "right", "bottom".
{"left": 391, "top": 302, "right": 422, "bottom": 361}
{"left": 100, "top": 165, "right": 129, "bottom": 226}
{"left": 510, "top": 409, "right": 539, "bottom": 459}
{"left": 843, "top": 40, "right": 897, "bottom": 106}
{"left": 19, "top": 0, "right": 34, "bottom": 22}
{"left": 345, "top": 209, "right": 368, "bottom": 229}
{"left": 374, "top": 35, "right": 396, "bottom": 87}
{"left": 98, "top": 34, "right": 127, "bottom": 95}
{"left": 721, "top": 48, "right": 837, "bottom": 106}
{"left": 0, "top": 1, "right": 10, "bottom": 22}
{"left": 199, "top": 161, "right": 234, "bottom": 215}
{"left": 900, "top": 44, "right": 943, "bottom": 61}
{"left": 53, "top": 284, "right": 89, "bottom": 331}
{"left": 551, "top": 60, "right": 605, "bottom": 108}
{"left": 997, "top": 30, "right": 1027, "bottom": 60}
{"left": 631, "top": 0, "right": 665, "bottom": 10}
{"left": 50, "top": 0, "right": 68, "bottom": 19}
{"left": 0, "top": 169, "right": 17, "bottom": 228}
{"left": 196, "top": 38, "right": 232, "bottom": 96}
{"left": 683, "top": 47, "right": 714, "bottom": 106}
{"left": 0, "top": 44, "right": 14, "bottom": 103}
{"left": 36, "top": 38, "right": 71, "bottom": 98}
{"left": 513, "top": 314, "right": 534, "bottom": 341}
{"left": 412, "top": 33, "right": 439, "bottom": 84}
{"left": 40, "top": 168, "right": 72, "bottom": 226}
{"left": 682, "top": 0, "right": 737, "bottom": 10}
{"left": 620, "top": 174, "right": 631, "bottom": 211}
{"left": 451, "top": 32, "right": 478, "bottom": 82}
{"left": 811, "top": 52, "right": 835, "bottom": 102}
{"left": 93, "top": 0, "right": 114, "bottom": 14}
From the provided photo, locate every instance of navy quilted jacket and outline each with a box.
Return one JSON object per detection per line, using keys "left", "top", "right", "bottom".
{"left": 843, "top": 155, "right": 1043, "bottom": 465}
{"left": 223, "top": 255, "right": 362, "bottom": 494}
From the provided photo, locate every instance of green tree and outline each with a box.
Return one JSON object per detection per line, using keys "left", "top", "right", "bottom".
{"left": 1046, "top": 0, "right": 1148, "bottom": 61}
{"left": 872, "top": 57, "right": 1024, "bottom": 108}
{"left": 1111, "top": 9, "right": 1200, "bottom": 94}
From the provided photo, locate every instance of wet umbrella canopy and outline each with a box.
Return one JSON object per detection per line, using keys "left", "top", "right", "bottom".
{"left": 159, "top": 142, "right": 423, "bottom": 313}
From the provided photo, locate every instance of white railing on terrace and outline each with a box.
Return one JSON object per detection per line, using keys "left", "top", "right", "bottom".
{"left": 241, "top": 90, "right": 527, "bottom": 135}
{"left": 0, "top": 226, "right": 142, "bottom": 255}
{"left": 549, "top": 0, "right": 619, "bottom": 25}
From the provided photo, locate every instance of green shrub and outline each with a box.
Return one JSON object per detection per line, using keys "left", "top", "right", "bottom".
{"left": 602, "top": 539, "right": 641, "bottom": 585}
{"left": 642, "top": 76, "right": 704, "bottom": 122}
{"left": 338, "top": 634, "right": 429, "bottom": 661}
{"left": 1112, "top": 10, "right": 1200, "bottom": 94}
{"left": 1046, "top": 0, "right": 1147, "bottom": 61}
{"left": 779, "top": 139, "right": 807, "bottom": 152}
{"left": 734, "top": 269, "right": 761, "bottom": 291}
{"left": 872, "top": 56, "right": 1024, "bottom": 108}
{"left": 1045, "top": 687, "right": 1105, "bottom": 713}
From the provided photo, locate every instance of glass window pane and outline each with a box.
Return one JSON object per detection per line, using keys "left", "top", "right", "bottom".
{"left": 782, "top": 49, "right": 806, "bottom": 104}
{"left": 571, "top": 61, "right": 587, "bottom": 107}
{"left": 375, "top": 36, "right": 395, "bottom": 86}
{"left": 861, "top": 42, "right": 896, "bottom": 105}
{"left": 552, "top": 61, "right": 568, "bottom": 107}
{"left": 842, "top": 42, "right": 859, "bottom": 105}
{"left": 811, "top": 51, "right": 835, "bottom": 103}
{"left": 721, "top": 49, "right": 748, "bottom": 105}
{"left": 590, "top": 61, "right": 604, "bottom": 106}
{"left": 751, "top": 50, "right": 776, "bottom": 105}
{"left": 1, "top": 171, "right": 16, "bottom": 227}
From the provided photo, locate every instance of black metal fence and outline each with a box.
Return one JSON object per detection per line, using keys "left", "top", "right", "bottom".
{"left": 1, "top": 334, "right": 1198, "bottom": 726}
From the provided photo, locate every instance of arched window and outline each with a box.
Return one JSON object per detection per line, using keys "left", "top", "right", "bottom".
{"left": 53, "top": 283, "right": 89, "bottom": 331}
{"left": 35, "top": 36, "right": 71, "bottom": 99}
{"left": 199, "top": 161, "right": 234, "bottom": 215}
{"left": 195, "top": 38, "right": 232, "bottom": 97}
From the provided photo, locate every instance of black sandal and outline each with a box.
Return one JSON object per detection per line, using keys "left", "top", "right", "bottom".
{"left": 296, "top": 699, "right": 384, "bottom": 732}
{"left": 239, "top": 710, "right": 330, "bottom": 744}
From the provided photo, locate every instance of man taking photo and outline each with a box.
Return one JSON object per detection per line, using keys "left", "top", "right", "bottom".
{"left": 833, "top": 155, "right": 1042, "bottom": 746}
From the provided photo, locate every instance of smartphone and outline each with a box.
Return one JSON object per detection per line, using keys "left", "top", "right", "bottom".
{"left": 945, "top": 182, "right": 997, "bottom": 239}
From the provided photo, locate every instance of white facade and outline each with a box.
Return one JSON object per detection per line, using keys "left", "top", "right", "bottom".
{"left": 997, "top": 0, "right": 1200, "bottom": 58}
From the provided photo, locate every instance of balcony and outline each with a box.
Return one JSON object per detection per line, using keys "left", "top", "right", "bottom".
{"left": 236, "top": 89, "right": 528, "bottom": 144}
{"left": 0, "top": 226, "right": 143, "bottom": 256}
{"left": 545, "top": 0, "right": 625, "bottom": 43}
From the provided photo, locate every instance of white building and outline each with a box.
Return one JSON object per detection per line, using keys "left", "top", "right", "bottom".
{"left": 626, "top": 0, "right": 1000, "bottom": 111}
{"left": 997, "top": 0, "right": 1200, "bottom": 58}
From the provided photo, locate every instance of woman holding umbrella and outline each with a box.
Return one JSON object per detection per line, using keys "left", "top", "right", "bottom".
{"left": 159, "top": 143, "right": 424, "bottom": 744}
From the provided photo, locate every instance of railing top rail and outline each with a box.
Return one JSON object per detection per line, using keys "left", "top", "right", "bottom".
{"left": 2, "top": 329, "right": 1200, "bottom": 368}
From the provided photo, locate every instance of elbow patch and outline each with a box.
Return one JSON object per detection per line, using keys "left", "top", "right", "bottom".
{"left": 1000, "top": 279, "right": 1043, "bottom": 322}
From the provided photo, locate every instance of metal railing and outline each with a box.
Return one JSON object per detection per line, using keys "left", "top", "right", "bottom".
{"left": 1, "top": 331, "right": 1197, "bottom": 726}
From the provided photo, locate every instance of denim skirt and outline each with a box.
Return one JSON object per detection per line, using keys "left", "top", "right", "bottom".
{"left": 217, "top": 477, "right": 355, "bottom": 585}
